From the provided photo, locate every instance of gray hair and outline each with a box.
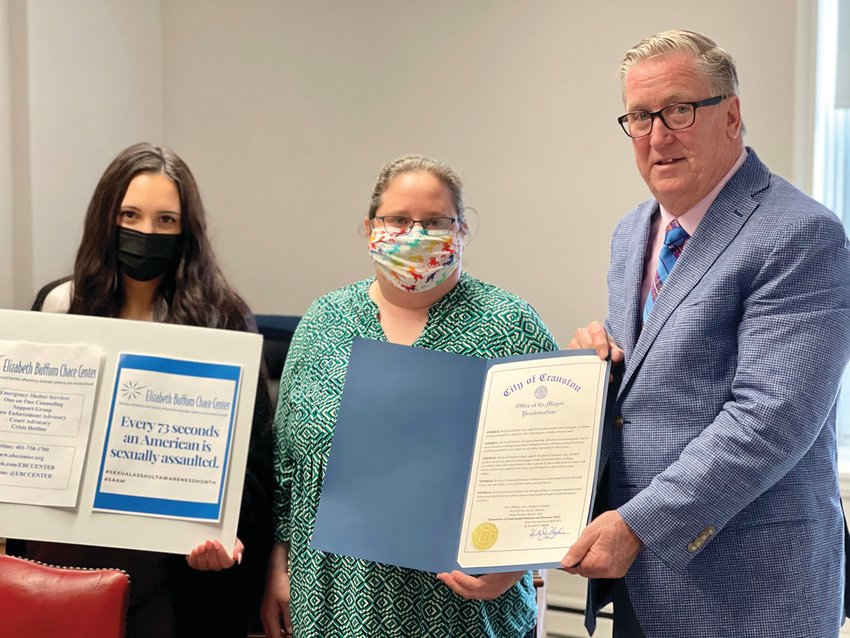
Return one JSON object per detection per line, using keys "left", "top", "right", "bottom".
{"left": 619, "top": 30, "right": 739, "bottom": 102}
{"left": 367, "top": 154, "right": 465, "bottom": 223}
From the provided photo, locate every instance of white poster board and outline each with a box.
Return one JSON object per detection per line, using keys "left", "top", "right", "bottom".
{"left": 0, "top": 309, "right": 262, "bottom": 555}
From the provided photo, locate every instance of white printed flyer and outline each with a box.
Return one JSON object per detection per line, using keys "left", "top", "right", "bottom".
{"left": 0, "top": 341, "right": 103, "bottom": 507}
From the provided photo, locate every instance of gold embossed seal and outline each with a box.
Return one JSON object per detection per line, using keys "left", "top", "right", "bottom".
{"left": 471, "top": 522, "right": 498, "bottom": 550}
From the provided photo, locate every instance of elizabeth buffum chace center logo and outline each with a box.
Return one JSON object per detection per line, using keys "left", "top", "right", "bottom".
{"left": 120, "top": 380, "right": 146, "bottom": 401}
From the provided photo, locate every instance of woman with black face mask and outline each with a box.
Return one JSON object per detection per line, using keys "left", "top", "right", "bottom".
{"left": 11, "top": 142, "right": 274, "bottom": 638}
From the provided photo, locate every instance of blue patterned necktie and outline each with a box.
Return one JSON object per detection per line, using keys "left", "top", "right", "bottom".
{"left": 643, "top": 219, "right": 690, "bottom": 322}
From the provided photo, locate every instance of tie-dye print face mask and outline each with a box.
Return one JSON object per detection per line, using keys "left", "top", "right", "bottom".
{"left": 369, "top": 226, "right": 461, "bottom": 293}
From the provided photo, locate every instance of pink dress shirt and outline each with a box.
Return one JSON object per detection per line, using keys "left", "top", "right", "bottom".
{"left": 640, "top": 149, "right": 748, "bottom": 310}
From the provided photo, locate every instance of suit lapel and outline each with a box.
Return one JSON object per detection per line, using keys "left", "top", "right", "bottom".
{"left": 618, "top": 151, "right": 770, "bottom": 398}
{"left": 620, "top": 202, "right": 655, "bottom": 361}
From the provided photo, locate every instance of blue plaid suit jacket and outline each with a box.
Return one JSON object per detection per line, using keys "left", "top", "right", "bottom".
{"left": 586, "top": 149, "right": 850, "bottom": 637}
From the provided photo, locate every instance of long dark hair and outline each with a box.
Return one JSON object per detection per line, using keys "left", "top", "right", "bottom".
{"left": 70, "top": 142, "right": 250, "bottom": 330}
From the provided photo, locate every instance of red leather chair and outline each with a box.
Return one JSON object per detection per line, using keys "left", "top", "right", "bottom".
{"left": 0, "top": 554, "right": 130, "bottom": 638}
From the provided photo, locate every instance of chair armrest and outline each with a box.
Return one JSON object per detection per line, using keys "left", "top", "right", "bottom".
{"left": 0, "top": 554, "right": 130, "bottom": 638}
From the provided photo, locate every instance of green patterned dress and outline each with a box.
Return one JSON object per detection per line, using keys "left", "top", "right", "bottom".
{"left": 273, "top": 273, "right": 558, "bottom": 637}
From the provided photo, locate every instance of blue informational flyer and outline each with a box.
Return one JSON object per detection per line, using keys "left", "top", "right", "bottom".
{"left": 312, "top": 338, "right": 609, "bottom": 574}
{"left": 93, "top": 353, "right": 241, "bottom": 522}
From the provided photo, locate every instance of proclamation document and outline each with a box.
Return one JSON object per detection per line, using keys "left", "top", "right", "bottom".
{"left": 457, "top": 357, "right": 606, "bottom": 569}
{"left": 0, "top": 340, "right": 103, "bottom": 507}
{"left": 312, "top": 338, "right": 609, "bottom": 573}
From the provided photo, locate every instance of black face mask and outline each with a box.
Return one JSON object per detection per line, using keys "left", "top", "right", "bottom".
{"left": 116, "top": 227, "right": 182, "bottom": 282}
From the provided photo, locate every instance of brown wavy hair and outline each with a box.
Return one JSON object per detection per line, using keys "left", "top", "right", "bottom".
{"left": 69, "top": 142, "right": 250, "bottom": 330}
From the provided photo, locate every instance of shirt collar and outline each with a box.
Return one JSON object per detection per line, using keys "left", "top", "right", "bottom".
{"left": 658, "top": 148, "right": 748, "bottom": 235}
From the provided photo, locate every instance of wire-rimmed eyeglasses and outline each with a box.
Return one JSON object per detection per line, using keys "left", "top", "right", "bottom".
{"left": 617, "top": 95, "right": 728, "bottom": 138}
{"left": 372, "top": 215, "right": 458, "bottom": 237}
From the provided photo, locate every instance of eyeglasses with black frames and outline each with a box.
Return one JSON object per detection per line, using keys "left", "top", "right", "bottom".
{"left": 617, "top": 95, "right": 728, "bottom": 138}
{"left": 372, "top": 216, "right": 458, "bottom": 237}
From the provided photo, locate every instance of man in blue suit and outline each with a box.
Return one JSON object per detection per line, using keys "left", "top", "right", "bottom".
{"left": 563, "top": 29, "right": 850, "bottom": 637}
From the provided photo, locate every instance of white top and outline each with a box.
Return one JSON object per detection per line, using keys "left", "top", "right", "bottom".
{"left": 40, "top": 280, "right": 73, "bottom": 313}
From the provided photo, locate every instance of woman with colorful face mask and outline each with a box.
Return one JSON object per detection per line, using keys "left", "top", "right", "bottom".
{"left": 261, "top": 154, "right": 558, "bottom": 638}
{"left": 12, "top": 142, "right": 274, "bottom": 638}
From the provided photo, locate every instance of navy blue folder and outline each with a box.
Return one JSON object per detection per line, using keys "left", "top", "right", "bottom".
{"left": 311, "top": 337, "right": 607, "bottom": 573}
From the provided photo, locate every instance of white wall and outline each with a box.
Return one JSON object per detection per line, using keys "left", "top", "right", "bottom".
{"left": 5, "top": 1, "right": 800, "bottom": 347}
{"left": 0, "top": 0, "right": 13, "bottom": 308}
{"left": 4, "top": 0, "right": 164, "bottom": 308}
{"left": 159, "top": 0, "right": 798, "bottom": 345}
